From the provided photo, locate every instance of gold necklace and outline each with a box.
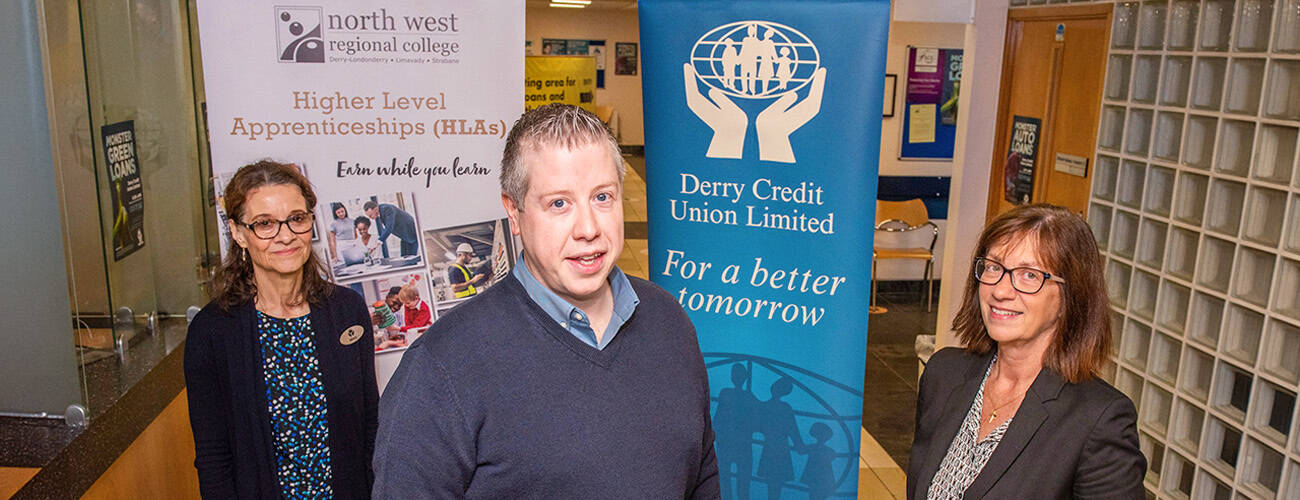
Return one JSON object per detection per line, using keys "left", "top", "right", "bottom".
{"left": 985, "top": 358, "right": 1026, "bottom": 424}
{"left": 985, "top": 391, "right": 1023, "bottom": 424}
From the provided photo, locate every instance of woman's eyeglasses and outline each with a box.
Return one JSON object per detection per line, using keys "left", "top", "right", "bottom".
{"left": 973, "top": 257, "right": 1065, "bottom": 294}
{"left": 241, "top": 212, "right": 315, "bottom": 239}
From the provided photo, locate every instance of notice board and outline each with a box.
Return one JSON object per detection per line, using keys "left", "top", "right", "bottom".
{"left": 900, "top": 46, "right": 961, "bottom": 160}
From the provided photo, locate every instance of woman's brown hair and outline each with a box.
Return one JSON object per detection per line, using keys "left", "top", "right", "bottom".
{"left": 951, "top": 203, "right": 1111, "bottom": 383}
{"left": 209, "top": 160, "right": 332, "bottom": 309}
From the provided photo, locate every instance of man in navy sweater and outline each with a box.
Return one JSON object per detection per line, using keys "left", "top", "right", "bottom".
{"left": 373, "top": 103, "right": 720, "bottom": 499}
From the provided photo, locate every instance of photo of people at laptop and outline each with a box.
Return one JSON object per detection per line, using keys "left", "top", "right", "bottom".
{"left": 323, "top": 192, "right": 425, "bottom": 280}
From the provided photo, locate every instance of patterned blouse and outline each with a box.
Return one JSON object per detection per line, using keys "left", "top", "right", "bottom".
{"left": 258, "top": 311, "right": 334, "bottom": 499}
{"left": 927, "top": 355, "right": 1014, "bottom": 499}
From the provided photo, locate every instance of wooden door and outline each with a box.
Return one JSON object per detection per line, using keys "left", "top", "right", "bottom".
{"left": 987, "top": 4, "right": 1112, "bottom": 219}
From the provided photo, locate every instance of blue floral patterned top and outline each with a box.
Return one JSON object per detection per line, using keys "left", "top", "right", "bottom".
{"left": 258, "top": 311, "right": 333, "bottom": 499}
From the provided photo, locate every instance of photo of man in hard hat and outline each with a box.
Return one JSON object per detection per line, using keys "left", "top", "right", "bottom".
{"left": 422, "top": 218, "right": 520, "bottom": 305}
{"left": 448, "top": 242, "right": 488, "bottom": 298}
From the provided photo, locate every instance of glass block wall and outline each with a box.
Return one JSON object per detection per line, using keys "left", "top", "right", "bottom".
{"left": 1012, "top": 0, "right": 1300, "bottom": 497}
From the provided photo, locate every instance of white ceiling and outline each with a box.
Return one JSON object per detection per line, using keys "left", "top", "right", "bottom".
{"left": 525, "top": 0, "right": 639, "bottom": 11}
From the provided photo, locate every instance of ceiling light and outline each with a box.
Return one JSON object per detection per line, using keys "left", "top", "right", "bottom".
{"left": 549, "top": 3, "right": 585, "bottom": 7}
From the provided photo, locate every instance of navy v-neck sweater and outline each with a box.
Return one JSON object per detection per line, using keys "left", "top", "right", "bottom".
{"left": 373, "top": 273, "right": 720, "bottom": 499}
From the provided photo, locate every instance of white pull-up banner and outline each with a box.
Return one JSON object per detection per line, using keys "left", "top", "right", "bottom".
{"left": 195, "top": 0, "right": 523, "bottom": 391}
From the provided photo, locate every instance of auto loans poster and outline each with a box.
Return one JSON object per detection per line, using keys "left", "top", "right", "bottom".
{"left": 195, "top": 0, "right": 522, "bottom": 390}
{"left": 640, "top": 1, "right": 888, "bottom": 498}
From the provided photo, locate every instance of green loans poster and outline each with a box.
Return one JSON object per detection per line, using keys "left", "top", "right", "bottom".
{"left": 102, "top": 120, "right": 145, "bottom": 260}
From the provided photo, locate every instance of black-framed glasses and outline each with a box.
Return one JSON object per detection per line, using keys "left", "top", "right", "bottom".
{"left": 240, "top": 212, "right": 315, "bottom": 239}
{"left": 973, "top": 257, "right": 1066, "bottom": 294}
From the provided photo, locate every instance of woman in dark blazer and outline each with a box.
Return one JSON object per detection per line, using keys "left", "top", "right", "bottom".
{"left": 908, "top": 204, "right": 1145, "bottom": 499}
{"left": 186, "top": 160, "right": 378, "bottom": 499}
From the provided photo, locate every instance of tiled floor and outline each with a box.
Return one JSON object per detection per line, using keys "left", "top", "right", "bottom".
{"left": 616, "top": 158, "right": 649, "bottom": 280}
{"left": 620, "top": 155, "right": 924, "bottom": 498}
{"left": 862, "top": 291, "right": 935, "bottom": 471}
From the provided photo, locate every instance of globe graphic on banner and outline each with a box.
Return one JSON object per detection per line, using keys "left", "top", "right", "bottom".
{"left": 705, "top": 353, "right": 861, "bottom": 499}
{"left": 690, "top": 21, "right": 821, "bottom": 100}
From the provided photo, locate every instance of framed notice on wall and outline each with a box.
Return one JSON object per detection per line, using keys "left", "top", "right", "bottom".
{"left": 899, "top": 46, "right": 961, "bottom": 160}
{"left": 615, "top": 42, "right": 637, "bottom": 75}
{"left": 883, "top": 74, "right": 896, "bottom": 117}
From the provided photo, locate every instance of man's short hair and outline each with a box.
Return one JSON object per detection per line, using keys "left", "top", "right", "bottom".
{"left": 500, "top": 103, "right": 624, "bottom": 207}
{"left": 363, "top": 200, "right": 378, "bottom": 211}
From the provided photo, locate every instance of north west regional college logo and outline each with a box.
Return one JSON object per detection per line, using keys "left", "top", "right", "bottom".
{"left": 275, "top": 6, "right": 325, "bottom": 63}
{"left": 686, "top": 21, "right": 825, "bottom": 163}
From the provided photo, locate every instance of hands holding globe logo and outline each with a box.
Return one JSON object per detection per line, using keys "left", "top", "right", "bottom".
{"left": 684, "top": 21, "right": 826, "bottom": 163}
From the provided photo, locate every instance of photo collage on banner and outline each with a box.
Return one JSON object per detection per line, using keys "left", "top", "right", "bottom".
{"left": 640, "top": 1, "right": 890, "bottom": 498}
{"left": 195, "top": 0, "right": 523, "bottom": 390}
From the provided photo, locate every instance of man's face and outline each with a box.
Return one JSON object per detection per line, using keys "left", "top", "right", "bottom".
{"left": 503, "top": 140, "right": 623, "bottom": 311}
{"left": 457, "top": 252, "right": 472, "bottom": 265}
{"left": 365, "top": 206, "right": 379, "bottom": 219}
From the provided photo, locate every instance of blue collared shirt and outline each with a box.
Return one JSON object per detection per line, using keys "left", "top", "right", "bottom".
{"left": 513, "top": 257, "right": 639, "bottom": 350}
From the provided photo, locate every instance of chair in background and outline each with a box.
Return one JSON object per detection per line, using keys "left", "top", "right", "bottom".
{"left": 594, "top": 105, "right": 620, "bottom": 143}
{"left": 872, "top": 198, "right": 939, "bottom": 314}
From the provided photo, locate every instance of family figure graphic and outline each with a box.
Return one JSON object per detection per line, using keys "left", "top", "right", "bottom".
{"left": 714, "top": 363, "right": 838, "bottom": 500}
{"left": 716, "top": 24, "right": 797, "bottom": 96}
{"left": 686, "top": 20, "right": 824, "bottom": 162}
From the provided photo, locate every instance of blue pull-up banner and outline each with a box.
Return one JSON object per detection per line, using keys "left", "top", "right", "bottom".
{"left": 640, "top": 1, "right": 889, "bottom": 498}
